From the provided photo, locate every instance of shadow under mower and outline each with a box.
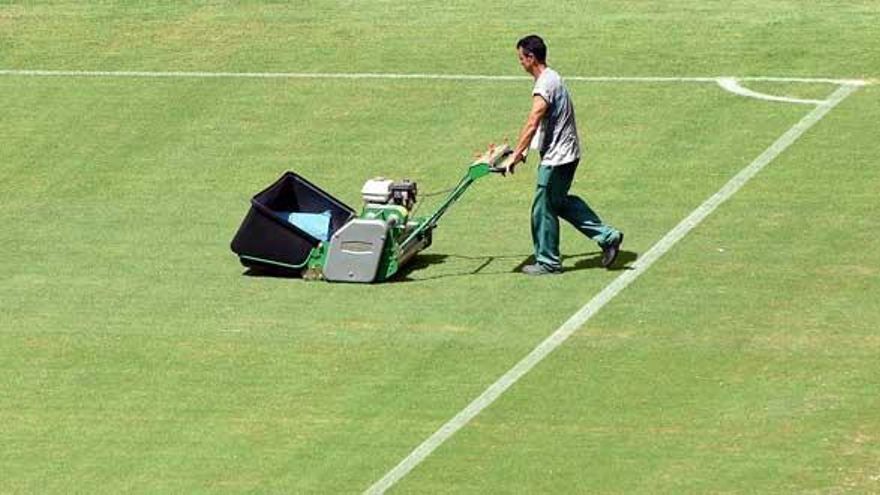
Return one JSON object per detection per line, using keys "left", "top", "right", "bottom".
{"left": 231, "top": 144, "right": 513, "bottom": 283}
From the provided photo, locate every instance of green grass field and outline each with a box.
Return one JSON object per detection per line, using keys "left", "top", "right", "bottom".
{"left": 2, "top": 2, "right": 879, "bottom": 493}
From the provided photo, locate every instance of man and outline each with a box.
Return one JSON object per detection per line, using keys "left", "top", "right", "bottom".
{"left": 502, "top": 34, "right": 624, "bottom": 275}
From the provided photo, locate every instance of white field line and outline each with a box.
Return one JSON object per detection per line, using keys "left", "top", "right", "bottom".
{"left": 0, "top": 69, "right": 871, "bottom": 86}
{"left": 363, "top": 82, "right": 861, "bottom": 494}
{"left": 733, "top": 76, "right": 870, "bottom": 86}
{"left": 717, "top": 78, "right": 824, "bottom": 105}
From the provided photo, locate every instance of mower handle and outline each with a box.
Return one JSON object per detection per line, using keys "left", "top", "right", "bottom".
{"left": 482, "top": 144, "right": 514, "bottom": 176}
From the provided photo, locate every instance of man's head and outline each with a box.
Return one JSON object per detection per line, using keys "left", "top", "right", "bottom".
{"left": 516, "top": 35, "right": 547, "bottom": 75}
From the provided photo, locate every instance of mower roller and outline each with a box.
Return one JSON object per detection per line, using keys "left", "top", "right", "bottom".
{"left": 231, "top": 143, "right": 513, "bottom": 283}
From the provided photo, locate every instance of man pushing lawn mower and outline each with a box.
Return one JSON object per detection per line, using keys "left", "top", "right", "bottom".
{"left": 501, "top": 34, "right": 624, "bottom": 275}
{"left": 230, "top": 35, "right": 622, "bottom": 282}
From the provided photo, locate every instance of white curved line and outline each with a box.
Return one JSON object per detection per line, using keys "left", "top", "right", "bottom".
{"left": 717, "top": 77, "right": 825, "bottom": 105}
{"left": 738, "top": 76, "right": 869, "bottom": 86}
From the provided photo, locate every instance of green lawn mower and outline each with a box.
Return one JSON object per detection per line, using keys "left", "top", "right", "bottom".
{"left": 231, "top": 144, "right": 512, "bottom": 283}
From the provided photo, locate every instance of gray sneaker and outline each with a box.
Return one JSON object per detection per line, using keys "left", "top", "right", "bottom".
{"left": 601, "top": 232, "right": 624, "bottom": 269}
{"left": 521, "top": 263, "right": 562, "bottom": 276}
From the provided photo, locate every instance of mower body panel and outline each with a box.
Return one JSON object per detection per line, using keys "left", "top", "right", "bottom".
{"left": 323, "top": 218, "right": 390, "bottom": 283}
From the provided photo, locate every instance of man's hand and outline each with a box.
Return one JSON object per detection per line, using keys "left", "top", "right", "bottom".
{"left": 501, "top": 150, "right": 525, "bottom": 175}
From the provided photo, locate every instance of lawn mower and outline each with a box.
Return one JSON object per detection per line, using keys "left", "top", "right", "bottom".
{"left": 231, "top": 143, "right": 512, "bottom": 283}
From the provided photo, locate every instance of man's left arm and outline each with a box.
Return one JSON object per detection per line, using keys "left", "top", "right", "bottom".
{"left": 505, "top": 95, "right": 549, "bottom": 174}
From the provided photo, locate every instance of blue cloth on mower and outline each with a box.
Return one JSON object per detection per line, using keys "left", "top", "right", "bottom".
{"left": 276, "top": 210, "right": 332, "bottom": 241}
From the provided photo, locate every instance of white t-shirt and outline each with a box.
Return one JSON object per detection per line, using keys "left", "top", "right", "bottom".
{"left": 532, "top": 68, "right": 581, "bottom": 166}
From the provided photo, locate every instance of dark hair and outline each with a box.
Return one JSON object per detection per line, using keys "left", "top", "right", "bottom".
{"left": 516, "top": 35, "right": 547, "bottom": 63}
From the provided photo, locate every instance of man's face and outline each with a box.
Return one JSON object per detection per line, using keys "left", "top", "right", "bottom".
{"left": 517, "top": 47, "right": 536, "bottom": 73}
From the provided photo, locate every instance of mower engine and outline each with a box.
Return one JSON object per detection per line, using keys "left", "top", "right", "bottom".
{"left": 361, "top": 178, "right": 418, "bottom": 212}
{"left": 359, "top": 177, "right": 421, "bottom": 243}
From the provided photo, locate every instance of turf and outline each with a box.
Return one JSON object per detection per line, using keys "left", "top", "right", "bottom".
{"left": 1, "top": 1, "right": 878, "bottom": 493}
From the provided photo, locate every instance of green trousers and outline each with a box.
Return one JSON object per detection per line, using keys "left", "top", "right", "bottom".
{"left": 532, "top": 160, "right": 619, "bottom": 270}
